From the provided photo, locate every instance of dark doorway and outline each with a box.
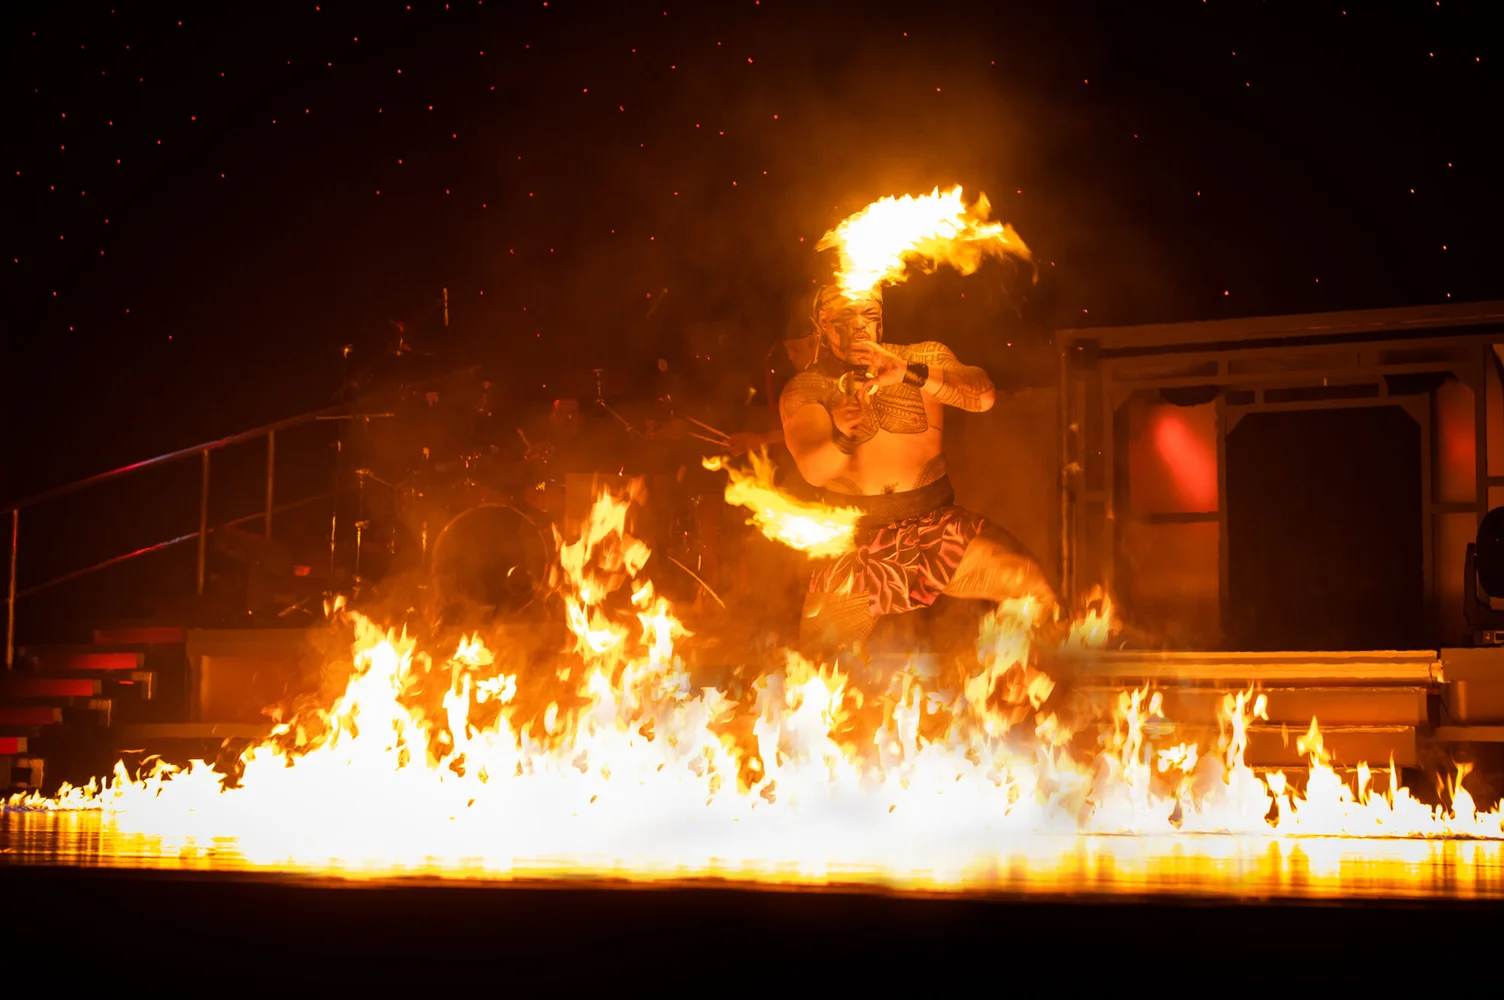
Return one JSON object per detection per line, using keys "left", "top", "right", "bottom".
{"left": 1224, "top": 405, "right": 1424, "bottom": 650}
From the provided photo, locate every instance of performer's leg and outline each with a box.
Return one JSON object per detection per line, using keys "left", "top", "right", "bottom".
{"left": 799, "top": 590, "right": 875, "bottom": 654}
{"left": 943, "top": 524, "right": 1058, "bottom": 615}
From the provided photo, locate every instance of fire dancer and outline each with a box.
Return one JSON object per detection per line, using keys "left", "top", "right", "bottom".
{"left": 781, "top": 284, "right": 1057, "bottom": 649}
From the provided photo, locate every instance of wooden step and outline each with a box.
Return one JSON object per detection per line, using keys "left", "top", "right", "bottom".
{"left": 0, "top": 701, "right": 113, "bottom": 728}
{"left": 1248, "top": 724, "right": 1415, "bottom": 769}
{"left": 0, "top": 677, "right": 103, "bottom": 699}
{"left": 1056, "top": 648, "right": 1440, "bottom": 685}
{"left": 1075, "top": 684, "right": 1429, "bottom": 727}
{"left": 1082, "top": 717, "right": 1418, "bottom": 769}
{"left": 0, "top": 707, "right": 63, "bottom": 727}
{"left": 21, "top": 647, "right": 144, "bottom": 673}
{"left": 1431, "top": 725, "right": 1504, "bottom": 743}
{"left": 18, "top": 667, "right": 155, "bottom": 695}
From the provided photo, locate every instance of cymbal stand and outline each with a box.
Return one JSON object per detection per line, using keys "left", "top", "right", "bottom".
{"left": 593, "top": 367, "right": 640, "bottom": 437}
{"left": 329, "top": 344, "right": 353, "bottom": 583}
{"left": 354, "top": 468, "right": 368, "bottom": 596}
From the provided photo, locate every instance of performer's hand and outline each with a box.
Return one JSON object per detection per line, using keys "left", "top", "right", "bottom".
{"left": 848, "top": 340, "right": 907, "bottom": 388}
{"left": 832, "top": 396, "right": 864, "bottom": 436}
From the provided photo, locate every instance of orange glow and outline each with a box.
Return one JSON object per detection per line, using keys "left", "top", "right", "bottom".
{"left": 5, "top": 484, "right": 1501, "bottom": 889}
{"left": 1436, "top": 377, "right": 1476, "bottom": 504}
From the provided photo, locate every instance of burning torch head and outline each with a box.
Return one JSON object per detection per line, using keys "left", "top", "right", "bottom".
{"left": 811, "top": 284, "right": 883, "bottom": 363}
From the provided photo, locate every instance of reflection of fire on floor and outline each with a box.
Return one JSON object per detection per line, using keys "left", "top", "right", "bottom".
{"left": 3, "top": 811, "right": 1502, "bottom": 901}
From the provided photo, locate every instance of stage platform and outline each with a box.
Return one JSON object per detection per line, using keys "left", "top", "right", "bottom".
{"left": 1, "top": 821, "right": 1500, "bottom": 987}
{"left": 7, "top": 639, "right": 1504, "bottom": 983}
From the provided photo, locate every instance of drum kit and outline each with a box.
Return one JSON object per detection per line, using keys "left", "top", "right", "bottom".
{"left": 339, "top": 358, "right": 736, "bottom": 622}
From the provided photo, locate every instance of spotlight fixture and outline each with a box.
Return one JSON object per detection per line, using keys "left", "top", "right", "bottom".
{"left": 1463, "top": 506, "right": 1504, "bottom": 645}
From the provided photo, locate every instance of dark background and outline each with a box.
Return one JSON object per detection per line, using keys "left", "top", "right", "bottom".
{"left": 6, "top": 0, "right": 1501, "bottom": 500}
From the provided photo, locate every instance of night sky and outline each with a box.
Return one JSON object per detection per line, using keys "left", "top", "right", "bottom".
{"left": 8, "top": 0, "right": 1502, "bottom": 500}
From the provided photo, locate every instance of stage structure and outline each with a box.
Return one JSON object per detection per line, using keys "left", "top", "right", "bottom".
{"left": 1058, "top": 300, "right": 1504, "bottom": 650}
{"left": 1055, "top": 301, "right": 1504, "bottom": 766}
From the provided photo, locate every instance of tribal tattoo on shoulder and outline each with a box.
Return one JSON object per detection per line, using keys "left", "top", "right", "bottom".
{"left": 779, "top": 372, "right": 833, "bottom": 424}
{"left": 902, "top": 341, "right": 995, "bottom": 412}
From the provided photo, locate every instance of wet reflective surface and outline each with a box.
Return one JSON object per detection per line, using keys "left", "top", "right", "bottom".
{"left": 5, "top": 811, "right": 1502, "bottom": 900}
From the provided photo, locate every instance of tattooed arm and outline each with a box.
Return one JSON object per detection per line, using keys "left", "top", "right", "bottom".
{"left": 780, "top": 374, "right": 860, "bottom": 488}
{"left": 906, "top": 342, "right": 996, "bottom": 412}
{"left": 847, "top": 340, "right": 997, "bottom": 412}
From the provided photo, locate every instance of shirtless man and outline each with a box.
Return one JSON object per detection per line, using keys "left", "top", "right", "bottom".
{"left": 780, "top": 284, "right": 1057, "bottom": 650}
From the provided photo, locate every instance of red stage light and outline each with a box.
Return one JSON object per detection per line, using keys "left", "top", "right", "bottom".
{"left": 1152, "top": 411, "right": 1218, "bottom": 510}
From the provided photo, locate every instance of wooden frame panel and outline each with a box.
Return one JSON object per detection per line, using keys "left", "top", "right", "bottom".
{"left": 1060, "top": 302, "right": 1504, "bottom": 649}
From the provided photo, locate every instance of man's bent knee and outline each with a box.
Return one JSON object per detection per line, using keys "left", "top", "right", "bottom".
{"left": 800, "top": 591, "right": 875, "bottom": 654}
{"left": 946, "top": 535, "right": 1058, "bottom": 612}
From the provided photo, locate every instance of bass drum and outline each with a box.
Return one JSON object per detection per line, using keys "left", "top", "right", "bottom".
{"left": 429, "top": 504, "right": 552, "bottom": 619}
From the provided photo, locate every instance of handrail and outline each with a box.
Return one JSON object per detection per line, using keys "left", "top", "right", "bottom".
{"left": 4, "top": 403, "right": 373, "bottom": 668}
{"left": 4, "top": 404, "right": 350, "bottom": 513}
{"left": 14, "top": 492, "right": 333, "bottom": 600}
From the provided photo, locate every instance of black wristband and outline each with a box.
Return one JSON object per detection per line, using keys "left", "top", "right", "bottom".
{"left": 902, "top": 362, "right": 929, "bottom": 388}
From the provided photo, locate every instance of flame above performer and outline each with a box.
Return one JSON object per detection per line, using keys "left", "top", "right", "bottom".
{"left": 816, "top": 184, "right": 1034, "bottom": 302}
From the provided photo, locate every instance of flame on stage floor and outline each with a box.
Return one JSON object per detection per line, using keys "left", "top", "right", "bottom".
{"left": 5, "top": 486, "right": 1502, "bottom": 893}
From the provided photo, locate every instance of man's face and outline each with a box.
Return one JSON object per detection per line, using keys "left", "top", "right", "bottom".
{"left": 819, "top": 293, "right": 883, "bottom": 361}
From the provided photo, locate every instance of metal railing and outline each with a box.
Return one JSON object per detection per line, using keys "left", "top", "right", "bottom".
{"left": 4, "top": 405, "right": 354, "bottom": 669}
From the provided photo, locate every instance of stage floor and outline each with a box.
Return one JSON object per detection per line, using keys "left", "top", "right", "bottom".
{"left": 4, "top": 810, "right": 1502, "bottom": 902}
{"left": 8, "top": 813, "right": 1504, "bottom": 987}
